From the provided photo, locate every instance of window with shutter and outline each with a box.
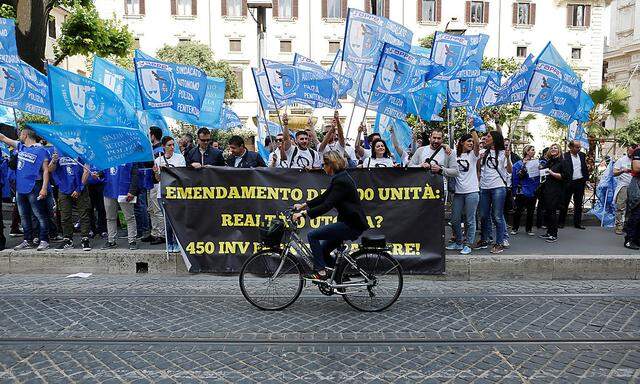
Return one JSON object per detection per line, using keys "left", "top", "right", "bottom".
{"left": 421, "top": 0, "right": 436, "bottom": 22}
{"left": 435, "top": 0, "right": 442, "bottom": 22}
{"left": 327, "top": 0, "right": 341, "bottom": 18}
{"left": 469, "top": 1, "right": 484, "bottom": 23}
{"left": 177, "top": 0, "right": 193, "bottom": 16}
{"left": 569, "top": 4, "right": 587, "bottom": 27}
{"left": 125, "top": 0, "right": 140, "bottom": 15}
{"left": 515, "top": 3, "right": 530, "bottom": 25}
{"left": 278, "top": 0, "right": 292, "bottom": 18}
{"left": 229, "top": 39, "right": 242, "bottom": 52}
{"left": 48, "top": 18, "right": 56, "bottom": 39}
{"left": 280, "top": 40, "right": 292, "bottom": 53}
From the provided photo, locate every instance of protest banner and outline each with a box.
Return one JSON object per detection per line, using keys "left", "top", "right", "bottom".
{"left": 161, "top": 167, "right": 445, "bottom": 274}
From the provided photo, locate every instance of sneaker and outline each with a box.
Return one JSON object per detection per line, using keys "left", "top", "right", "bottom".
{"left": 445, "top": 243, "right": 463, "bottom": 251}
{"left": 101, "top": 241, "right": 117, "bottom": 249}
{"left": 33, "top": 237, "right": 40, "bottom": 245}
{"left": 502, "top": 240, "right": 510, "bottom": 248}
{"left": 545, "top": 236, "right": 558, "bottom": 243}
{"left": 624, "top": 241, "right": 640, "bottom": 250}
{"left": 58, "top": 238, "right": 73, "bottom": 250}
{"left": 303, "top": 270, "right": 329, "bottom": 282}
{"left": 36, "top": 241, "right": 50, "bottom": 251}
{"left": 129, "top": 241, "right": 138, "bottom": 250}
{"left": 510, "top": 229, "right": 518, "bottom": 235}
{"left": 50, "top": 235, "right": 65, "bottom": 243}
{"left": 490, "top": 244, "right": 504, "bottom": 254}
{"left": 100, "top": 232, "right": 108, "bottom": 240}
{"left": 9, "top": 229, "right": 23, "bottom": 237}
{"left": 150, "top": 236, "right": 166, "bottom": 245}
{"left": 615, "top": 229, "right": 624, "bottom": 235}
{"left": 527, "top": 231, "right": 535, "bottom": 236}
{"left": 13, "top": 240, "right": 32, "bottom": 250}
{"left": 140, "top": 235, "right": 154, "bottom": 243}
{"left": 81, "top": 237, "right": 92, "bottom": 251}
{"left": 460, "top": 245, "right": 472, "bottom": 255}
{"left": 539, "top": 233, "right": 553, "bottom": 240}
{"left": 88, "top": 231, "right": 95, "bottom": 239}
{"left": 474, "top": 240, "right": 490, "bottom": 249}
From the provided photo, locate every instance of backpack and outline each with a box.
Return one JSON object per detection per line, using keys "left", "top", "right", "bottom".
{"left": 288, "top": 147, "right": 316, "bottom": 168}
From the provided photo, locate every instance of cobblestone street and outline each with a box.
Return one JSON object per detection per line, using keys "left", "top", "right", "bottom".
{"left": 0, "top": 275, "right": 638, "bottom": 382}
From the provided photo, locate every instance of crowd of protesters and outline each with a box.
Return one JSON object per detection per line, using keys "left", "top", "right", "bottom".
{"left": 0, "top": 111, "right": 636, "bottom": 254}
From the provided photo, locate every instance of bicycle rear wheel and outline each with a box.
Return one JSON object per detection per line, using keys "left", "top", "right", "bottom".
{"left": 239, "top": 250, "right": 303, "bottom": 310}
{"left": 340, "top": 250, "right": 403, "bottom": 312}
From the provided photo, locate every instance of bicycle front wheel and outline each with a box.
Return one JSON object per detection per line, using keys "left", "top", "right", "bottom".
{"left": 340, "top": 250, "right": 403, "bottom": 312}
{"left": 239, "top": 250, "right": 303, "bottom": 310}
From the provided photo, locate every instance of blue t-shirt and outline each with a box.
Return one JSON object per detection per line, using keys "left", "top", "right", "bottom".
{"left": 16, "top": 143, "right": 48, "bottom": 194}
{"left": 103, "top": 164, "right": 134, "bottom": 199}
{"left": 52, "top": 156, "right": 84, "bottom": 195}
{"left": 87, "top": 165, "right": 104, "bottom": 185}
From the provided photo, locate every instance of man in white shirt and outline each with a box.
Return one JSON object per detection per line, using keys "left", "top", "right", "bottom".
{"left": 408, "top": 129, "right": 459, "bottom": 179}
{"left": 318, "top": 110, "right": 346, "bottom": 157}
{"left": 559, "top": 140, "right": 589, "bottom": 229}
{"left": 613, "top": 145, "right": 636, "bottom": 234}
{"left": 280, "top": 113, "right": 322, "bottom": 170}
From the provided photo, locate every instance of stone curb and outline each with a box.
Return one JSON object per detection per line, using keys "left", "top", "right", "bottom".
{"left": 0, "top": 250, "right": 637, "bottom": 280}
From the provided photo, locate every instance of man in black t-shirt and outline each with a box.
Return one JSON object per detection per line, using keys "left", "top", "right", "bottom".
{"left": 623, "top": 148, "right": 640, "bottom": 249}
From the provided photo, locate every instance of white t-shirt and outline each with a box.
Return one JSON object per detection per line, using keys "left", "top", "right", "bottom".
{"left": 455, "top": 151, "right": 480, "bottom": 194}
{"left": 571, "top": 153, "right": 583, "bottom": 180}
{"left": 321, "top": 141, "right": 345, "bottom": 156}
{"left": 614, "top": 155, "right": 632, "bottom": 198}
{"left": 362, "top": 157, "right": 395, "bottom": 168}
{"left": 284, "top": 145, "right": 321, "bottom": 169}
{"left": 480, "top": 149, "right": 508, "bottom": 190}
{"left": 154, "top": 153, "right": 186, "bottom": 198}
{"left": 408, "top": 145, "right": 447, "bottom": 168}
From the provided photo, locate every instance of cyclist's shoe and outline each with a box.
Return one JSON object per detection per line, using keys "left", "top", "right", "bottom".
{"left": 304, "top": 270, "right": 329, "bottom": 282}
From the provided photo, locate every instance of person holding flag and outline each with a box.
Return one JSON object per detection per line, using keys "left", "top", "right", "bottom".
{"left": 408, "top": 129, "right": 459, "bottom": 181}
{"left": 0, "top": 128, "right": 50, "bottom": 251}
{"left": 280, "top": 114, "right": 321, "bottom": 170}
{"left": 318, "top": 111, "right": 346, "bottom": 157}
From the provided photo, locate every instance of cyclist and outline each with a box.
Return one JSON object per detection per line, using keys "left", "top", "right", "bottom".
{"left": 292, "top": 151, "right": 369, "bottom": 281}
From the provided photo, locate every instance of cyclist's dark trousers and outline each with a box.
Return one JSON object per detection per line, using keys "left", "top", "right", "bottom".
{"left": 307, "top": 222, "right": 362, "bottom": 270}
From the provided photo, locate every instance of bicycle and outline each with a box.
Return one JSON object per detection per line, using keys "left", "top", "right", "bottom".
{"left": 239, "top": 208, "right": 403, "bottom": 311}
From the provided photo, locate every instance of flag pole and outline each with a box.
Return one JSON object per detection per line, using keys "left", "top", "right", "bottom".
{"left": 359, "top": 44, "right": 386, "bottom": 134}
{"left": 343, "top": 101, "right": 358, "bottom": 143}
{"left": 251, "top": 68, "right": 274, "bottom": 152}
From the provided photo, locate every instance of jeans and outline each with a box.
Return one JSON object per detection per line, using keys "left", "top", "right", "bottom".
{"left": 32, "top": 192, "right": 57, "bottom": 238}
{"left": 17, "top": 187, "right": 49, "bottom": 243}
{"left": 307, "top": 222, "right": 362, "bottom": 270}
{"left": 451, "top": 192, "right": 479, "bottom": 246}
{"left": 480, "top": 187, "right": 507, "bottom": 245}
{"left": 134, "top": 191, "right": 149, "bottom": 237}
{"left": 625, "top": 204, "right": 640, "bottom": 244}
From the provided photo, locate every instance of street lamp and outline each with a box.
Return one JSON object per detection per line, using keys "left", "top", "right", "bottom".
{"left": 247, "top": 0, "right": 272, "bottom": 65}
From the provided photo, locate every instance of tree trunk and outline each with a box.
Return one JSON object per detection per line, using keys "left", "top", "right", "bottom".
{"left": 587, "top": 135, "right": 597, "bottom": 181}
{"left": 14, "top": 0, "right": 54, "bottom": 73}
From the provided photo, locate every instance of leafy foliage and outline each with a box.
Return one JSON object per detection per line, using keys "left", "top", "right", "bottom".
{"left": 614, "top": 116, "right": 640, "bottom": 147}
{"left": 54, "top": 4, "right": 133, "bottom": 65}
{"left": 0, "top": 4, "right": 16, "bottom": 19}
{"left": 16, "top": 113, "right": 51, "bottom": 131}
{"left": 157, "top": 41, "right": 241, "bottom": 100}
{"left": 418, "top": 34, "right": 435, "bottom": 49}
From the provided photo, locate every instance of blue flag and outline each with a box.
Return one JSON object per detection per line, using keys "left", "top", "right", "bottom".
{"left": 343, "top": 8, "right": 413, "bottom": 66}
{"left": 0, "top": 18, "right": 19, "bottom": 64}
{"left": 407, "top": 80, "right": 446, "bottom": 121}
{"left": 252, "top": 67, "right": 277, "bottom": 111}
{"left": 29, "top": 123, "right": 153, "bottom": 169}
{"left": 217, "top": 106, "right": 242, "bottom": 130}
{"left": 159, "top": 77, "right": 225, "bottom": 126}
{"left": 263, "top": 59, "right": 339, "bottom": 109}
{"left": 92, "top": 55, "right": 141, "bottom": 109}
{"left": 373, "top": 113, "right": 411, "bottom": 164}
{"left": 448, "top": 70, "right": 501, "bottom": 108}
{"left": 134, "top": 50, "right": 208, "bottom": 118}
{"left": 48, "top": 64, "right": 137, "bottom": 127}
{"left": 256, "top": 117, "right": 283, "bottom": 162}
{"left": 466, "top": 107, "right": 487, "bottom": 133}
{"left": 567, "top": 121, "right": 589, "bottom": 148}
{"left": 294, "top": 53, "right": 353, "bottom": 98}
{"left": 588, "top": 160, "right": 616, "bottom": 227}
{"left": 430, "top": 32, "right": 489, "bottom": 81}
{"left": 0, "top": 60, "right": 50, "bottom": 117}
{"left": 0, "top": 105, "right": 14, "bottom": 126}
{"left": 522, "top": 43, "right": 582, "bottom": 125}
{"left": 478, "top": 55, "right": 534, "bottom": 109}
{"left": 571, "top": 89, "right": 594, "bottom": 123}
{"left": 372, "top": 43, "right": 443, "bottom": 96}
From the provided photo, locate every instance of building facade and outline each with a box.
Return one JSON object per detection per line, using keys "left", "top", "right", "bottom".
{"left": 605, "top": 0, "right": 639, "bottom": 129}
{"left": 94, "top": 0, "right": 610, "bottom": 145}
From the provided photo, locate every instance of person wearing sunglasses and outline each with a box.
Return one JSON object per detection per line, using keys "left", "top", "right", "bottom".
{"left": 185, "top": 127, "right": 225, "bottom": 168}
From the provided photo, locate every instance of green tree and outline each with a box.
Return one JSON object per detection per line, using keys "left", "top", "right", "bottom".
{"left": 0, "top": 3, "right": 16, "bottom": 18}
{"left": 157, "top": 41, "right": 241, "bottom": 100}
{"left": 583, "top": 85, "right": 630, "bottom": 161}
{"left": 0, "top": 0, "right": 131, "bottom": 72}
{"left": 614, "top": 116, "right": 640, "bottom": 148}
{"left": 53, "top": 4, "right": 133, "bottom": 66}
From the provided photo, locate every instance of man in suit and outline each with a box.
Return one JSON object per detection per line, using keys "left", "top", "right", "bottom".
{"left": 185, "top": 127, "right": 225, "bottom": 168}
{"left": 559, "top": 140, "right": 589, "bottom": 229}
{"left": 226, "top": 135, "right": 266, "bottom": 168}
